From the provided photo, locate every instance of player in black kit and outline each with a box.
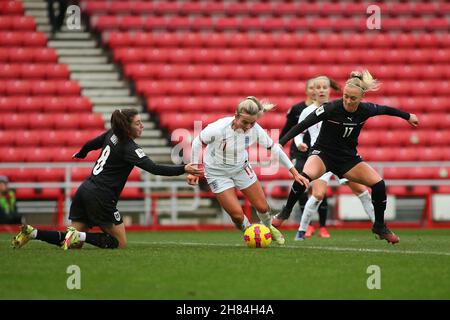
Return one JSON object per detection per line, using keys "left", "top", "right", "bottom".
{"left": 12, "top": 108, "right": 203, "bottom": 250}
{"left": 273, "top": 77, "right": 341, "bottom": 234}
{"left": 278, "top": 70, "right": 419, "bottom": 244}
{"left": 272, "top": 78, "right": 314, "bottom": 227}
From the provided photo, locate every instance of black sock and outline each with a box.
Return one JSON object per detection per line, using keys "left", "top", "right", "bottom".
{"left": 298, "top": 191, "right": 308, "bottom": 213}
{"left": 371, "top": 180, "right": 387, "bottom": 227}
{"left": 85, "top": 233, "right": 119, "bottom": 249}
{"left": 36, "top": 230, "right": 66, "bottom": 246}
{"left": 285, "top": 181, "right": 307, "bottom": 212}
{"left": 318, "top": 196, "right": 328, "bottom": 227}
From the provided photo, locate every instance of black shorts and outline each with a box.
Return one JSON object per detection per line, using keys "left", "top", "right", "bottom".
{"left": 69, "top": 180, "right": 123, "bottom": 228}
{"left": 292, "top": 156, "right": 307, "bottom": 172}
{"left": 309, "top": 148, "right": 363, "bottom": 178}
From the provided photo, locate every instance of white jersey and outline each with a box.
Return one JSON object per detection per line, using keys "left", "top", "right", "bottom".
{"left": 196, "top": 117, "right": 274, "bottom": 169}
{"left": 294, "top": 102, "right": 322, "bottom": 147}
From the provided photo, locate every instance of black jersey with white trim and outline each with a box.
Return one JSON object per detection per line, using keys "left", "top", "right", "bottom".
{"left": 279, "top": 99, "right": 410, "bottom": 158}
{"left": 77, "top": 130, "right": 185, "bottom": 200}
{"left": 280, "top": 101, "right": 311, "bottom": 159}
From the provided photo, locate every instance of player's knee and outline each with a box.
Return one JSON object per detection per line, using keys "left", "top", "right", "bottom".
{"left": 117, "top": 239, "right": 127, "bottom": 249}
{"left": 312, "top": 189, "right": 326, "bottom": 201}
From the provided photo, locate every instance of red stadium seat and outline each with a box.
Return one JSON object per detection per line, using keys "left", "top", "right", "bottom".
{"left": 14, "top": 130, "right": 41, "bottom": 146}
{"left": 33, "top": 48, "right": 57, "bottom": 62}
{"left": 32, "top": 80, "right": 56, "bottom": 95}
{"left": 56, "top": 80, "right": 81, "bottom": 95}
{"left": 11, "top": 16, "right": 36, "bottom": 31}
{"left": 35, "top": 167, "right": 65, "bottom": 181}
{"left": 53, "top": 114, "right": 79, "bottom": 129}
{"left": 26, "top": 114, "right": 51, "bottom": 129}
{"left": 0, "top": 130, "right": 15, "bottom": 146}
{"left": 23, "top": 32, "right": 47, "bottom": 46}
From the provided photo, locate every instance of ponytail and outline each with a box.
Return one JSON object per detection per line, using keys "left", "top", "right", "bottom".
{"left": 110, "top": 108, "right": 138, "bottom": 142}
{"left": 237, "top": 96, "right": 276, "bottom": 117}
{"left": 345, "top": 69, "right": 380, "bottom": 93}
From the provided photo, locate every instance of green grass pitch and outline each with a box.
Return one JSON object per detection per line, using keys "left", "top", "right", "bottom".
{"left": 1, "top": 229, "right": 450, "bottom": 299}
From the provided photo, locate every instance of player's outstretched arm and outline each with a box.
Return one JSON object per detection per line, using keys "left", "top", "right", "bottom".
{"left": 279, "top": 110, "right": 323, "bottom": 146}
{"left": 72, "top": 131, "right": 109, "bottom": 159}
{"left": 408, "top": 113, "right": 419, "bottom": 127}
{"left": 184, "top": 163, "right": 203, "bottom": 177}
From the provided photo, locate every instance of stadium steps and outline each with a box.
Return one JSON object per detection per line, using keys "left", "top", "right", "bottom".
{"left": 20, "top": 0, "right": 221, "bottom": 221}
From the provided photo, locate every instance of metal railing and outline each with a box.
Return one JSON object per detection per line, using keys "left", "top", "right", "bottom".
{"left": 1, "top": 161, "right": 450, "bottom": 226}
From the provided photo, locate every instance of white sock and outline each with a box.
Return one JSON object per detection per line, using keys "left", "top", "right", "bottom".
{"left": 235, "top": 215, "right": 251, "bottom": 232}
{"left": 31, "top": 229, "right": 37, "bottom": 238}
{"left": 78, "top": 232, "right": 86, "bottom": 242}
{"left": 358, "top": 190, "right": 375, "bottom": 223}
{"left": 256, "top": 211, "right": 272, "bottom": 228}
{"left": 299, "top": 196, "right": 322, "bottom": 231}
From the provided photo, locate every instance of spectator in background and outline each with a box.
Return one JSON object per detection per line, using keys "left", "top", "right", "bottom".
{"left": 0, "top": 176, "right": 22, "bottom": 224}
{"left": 47, "top": 0, "right": 69, "bottom": 33}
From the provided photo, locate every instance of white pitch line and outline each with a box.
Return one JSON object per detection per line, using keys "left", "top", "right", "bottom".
{"left": 130, "top": 240, "right": 450, "bottom": 257}
{"left": 2, "top": 239, "right": 450, "bottom": 257}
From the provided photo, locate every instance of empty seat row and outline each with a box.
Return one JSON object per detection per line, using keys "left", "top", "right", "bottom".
{"left": 0, "top": 47, "right": 57, "bottom": 62}
{"left": 0, "top": 31, "right": 47, "bottom": 46}
{"left": 0, "top": 96, "right": 92, "bottom": 113}
{"left": 0, "top": 16, "right": 36, "bottom": 31}
{"left": 92, "top": 15, "right": 449, "bottom": 32}
{"left": 147, "top": 96, "right": 450, "bottom": 114}
{"left": 0, "top": 113, "right": 105, "bottom": 130}
{"left": 0, "top": 63, "right": 69, "bottom": 79}
{"left": 0, "top": 80, "right": 81, "bottom": 95}
{"left": 0, "top": 129, "right": 104, "bottom": 147}
{"left": 124, "top": 63, "right": 450, "bottom": 81}
{"left": 364, "top": 114, "right": 450, "bottom": 130}
{"left": 105, "top": 31, "right": 450, "bottom": 49}
{"left": 83, "top": 1, "right": 448, "bottom": 16}
{"left": 359, "top": 130, "right": 450, "bottom": 147}
{"left": 0, "top": 1, "right": 24, "bottom": 15}
{"left": 136, "top": 80, "right": 449, "bottom": 97}
{"left": 382, "top": 167, "right": 450, "bottom": 180}
{"left": 0, "top": 167, "right": 141, "bottom": 182}
{"left": 114, "top": 48, "right": 449, "bottom": 64}
{"left": 0, "top": 146, "right": 99, "bottom": 162}
{"left": 157, "top": 111, "right": 450, "bottom": 131}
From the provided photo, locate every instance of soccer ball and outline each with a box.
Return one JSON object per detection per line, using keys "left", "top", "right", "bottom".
{"left": 243, "top": 224, "right": 272, "bottom": 248}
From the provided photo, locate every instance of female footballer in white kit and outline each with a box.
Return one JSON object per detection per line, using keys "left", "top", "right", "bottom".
{"left": 187, "top": 96, "right": 310, "bottom": 245}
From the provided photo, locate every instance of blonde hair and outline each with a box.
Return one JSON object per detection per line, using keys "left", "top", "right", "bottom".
{"left": 236, "top": 96, "right": 275, "bottom": 117}
{"left": 345, "top": 70, "right": 380, "bottom": 93}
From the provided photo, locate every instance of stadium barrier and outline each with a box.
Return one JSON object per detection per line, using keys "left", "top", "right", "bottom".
{"left": 1, "top": 162, "right": 450, "bottom": 230}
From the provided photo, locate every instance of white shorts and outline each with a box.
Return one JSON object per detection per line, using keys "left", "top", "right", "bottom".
{"left": 318, "top": 171, "right": 349, "bottom": 185}
{"left": 205, "top": 161, "right": 257, "bottom": 194}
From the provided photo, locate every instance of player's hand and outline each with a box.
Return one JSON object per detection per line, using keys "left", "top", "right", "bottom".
{"left": 72, "top": 152, "right": 86, "bottom": 159}
{"left": 298, "top": 143, "right": 308, "bottom": 152}
{"left": 408, "top": 113, "right": 419, "bottom": 127}
{"left": 186, "top": 174, "right": 199, "bottom": 185}
{"left": 293, "top": 173, "right": 309, "bottom": 189}
{"left": 184, "top": 163, "right": 204, "bottom": 177}
{"left": 289, "top": 168, "right": 309, "bottom": 189}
